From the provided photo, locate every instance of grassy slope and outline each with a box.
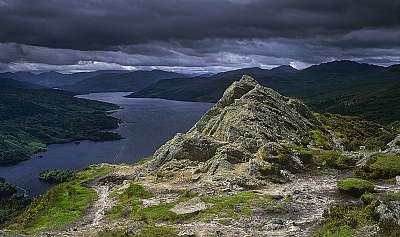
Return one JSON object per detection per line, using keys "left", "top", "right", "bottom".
{"left": 0, "top": 85, "right": 121, "bottom": 164}
{"left": 307, "top": 66, "right": 400, "bottom": 124}
{"left": 6, "top": 164, "right": 111, "bottom": 233}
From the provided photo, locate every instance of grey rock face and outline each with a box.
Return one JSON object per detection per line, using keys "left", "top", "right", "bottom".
{"left": 148, "top": 75, "right": 319, "bottom": 179}
{"left": 170, "top": 197, "right": 207, "bottom": 215}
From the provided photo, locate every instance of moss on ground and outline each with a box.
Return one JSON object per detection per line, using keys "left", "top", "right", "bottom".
{"left": 314, "top": 150, "right": 353, "bottom": 169}
{"left": 310, "top": 129, "right": 332, "bottom": 150}
{"left": 6, "top": 164, "right": 111, "bottom": 234}
{"left": 198, "top": 192, "right": 277, "bottom": 220}
{"left": 291, "top": 146, "right": 354, "bottom": 170}
{"left": 337, "top": 178, "right": 375, "bottom": 198}
{"left": 356, "top": 153, "right": 400, "bottom": 179}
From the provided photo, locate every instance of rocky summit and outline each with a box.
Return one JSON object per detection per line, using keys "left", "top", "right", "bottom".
{"left": 149, "top": 75, "right": 323, "bottom": 184}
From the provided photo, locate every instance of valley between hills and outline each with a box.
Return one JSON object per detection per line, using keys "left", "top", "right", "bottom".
{"left": 1, "top": 74, "right": 399, "bottom": 237}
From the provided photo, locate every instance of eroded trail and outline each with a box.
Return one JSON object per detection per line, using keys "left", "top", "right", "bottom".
{"left": 92, "top": 185, "right": 110, "bottom": 227}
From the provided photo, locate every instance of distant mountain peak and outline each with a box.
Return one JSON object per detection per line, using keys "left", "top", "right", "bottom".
{"left": 302, "top": 60, "right": 382, "bottom": 74}
{"left": 270, "top": 65, "right": 298, "bottom": 74}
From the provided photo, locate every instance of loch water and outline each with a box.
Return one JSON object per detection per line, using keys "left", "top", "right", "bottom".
{"left": 0, "top": 92, "right": 214, "bottom": 197}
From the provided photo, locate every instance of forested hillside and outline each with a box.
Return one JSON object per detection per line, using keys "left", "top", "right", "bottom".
{"left": 0, "top": 85, "right": 121, "bottom": 165}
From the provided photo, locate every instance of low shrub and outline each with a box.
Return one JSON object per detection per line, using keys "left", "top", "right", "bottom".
{"left": 356, "top": 153, "right": 400, "bottom": 179}
{"left": 316, "top": 113, "right": 396, "bottom": 151}
{"left": 317, "top": 203, "right": 377, "bottom": 237}
{"left": 39, "top": 170, "right": 76, "bottom": 183}
{"left": 314, "top": 150, "right": 353, "bottom": 169}
{"left": 310, "top": 129, "right": 332, "bottom": 149}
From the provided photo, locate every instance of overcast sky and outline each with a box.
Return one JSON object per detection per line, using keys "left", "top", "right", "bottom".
{"left": 0, "top": 0, "right": 399, "bottom": 73}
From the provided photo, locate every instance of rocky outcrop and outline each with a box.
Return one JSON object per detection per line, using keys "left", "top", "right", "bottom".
{"left": 148, "top": 75, "right": 321, "bottom": 182}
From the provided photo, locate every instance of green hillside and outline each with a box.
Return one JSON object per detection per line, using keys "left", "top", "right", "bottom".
{"left": 0, "top": 85, "right": 121, "bottom": 165}
{"left": 62, "top": 70, "right": 186, "bottom": 94}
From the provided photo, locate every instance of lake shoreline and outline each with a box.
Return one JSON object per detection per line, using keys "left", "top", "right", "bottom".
{"left": 0, "top": 92, "right": 213, "bottom": 197}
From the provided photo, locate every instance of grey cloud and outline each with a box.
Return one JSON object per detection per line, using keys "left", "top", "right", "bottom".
{"left": 0, "top": 0, "right": 399, "bottom": 72}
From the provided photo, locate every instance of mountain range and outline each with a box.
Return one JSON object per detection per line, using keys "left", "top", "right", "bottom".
{"left": 128, "top": 61, "right": 400, "bottom": 124}
{"left": 1, "top": 60, "right": 399, "bottom": 124}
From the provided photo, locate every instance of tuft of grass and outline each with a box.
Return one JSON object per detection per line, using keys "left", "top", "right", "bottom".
{"left": 317, "top": 203, "right": 377, "bottom": 237}
{"left": 314, "top": 150, "right": 353, "bottom": 169}
{"left": 131, "top": 201, "right": 195, "bottom": 224}
{"left": 337, "top": 178, "right": 375, "bottom": 198}
{"left": 106, "top": 204, "right": 125, "bottom": 219}
{"left": 198, "top": 192, "right": 275, "bottom": 219}
{"left": 123, "top": 183, "right": 153, "bottom": 201}
{"left": 137, "top": 156, "right": 153, "bottom": 165}
{"left": 310, "top": 129, "right": 332, "bottom": 150}
{"left": 6, "top": 164, "right": 111, "bottom": 233}
{"left": 108, "top": 183, "right": 153, "bottom": 220}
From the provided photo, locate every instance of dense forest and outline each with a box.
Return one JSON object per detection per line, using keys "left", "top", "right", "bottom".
{"left": 0, "top": 84, "right": 122, "bottom": 165}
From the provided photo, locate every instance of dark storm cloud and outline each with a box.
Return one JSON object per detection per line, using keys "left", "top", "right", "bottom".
{"left": 0, "top": 0, "right": 399, "bottom": 72}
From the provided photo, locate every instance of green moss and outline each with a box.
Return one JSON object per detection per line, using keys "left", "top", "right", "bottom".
{"left": 292, "top": 146, "right": 319, "bottom": 164}
{"left": 317, "top": 203, "right": 377, "bottom": 237}
{"left": 132, "top": 202, "right": 195, "bottom": 224}
{"left": 310, "top": 129, "right": 332, "bottom": 149}
{"left": 123, "top": 183, "right": 153, "bottom": 201}
{"left": 99, "top": 225, "right": 178, "bottom": 237}
{"left": 7, "top": 164, "right": 111, "bottom": 233}
{"left": 360, "top": 192, "right": 374, "bottom": 205}
{"left": 139, "top": 226, "right": 178, "bottom": 237}
{"left": 109, "top": 183, "right": 194, "bottom": 224}
{"left": 337, "top": 178, "right": 375, "bottom": 198}
{"left": 258, "top": 163, "right": 275, "bottom": 176}
{"left": 356, "top": 153, "right": 400, "bottom": 179}
{"left": 198, "top": 192, "right": 275, "bottom": 219}
{"left": 106, "top": 204, "right": 125, "bottom": 219}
